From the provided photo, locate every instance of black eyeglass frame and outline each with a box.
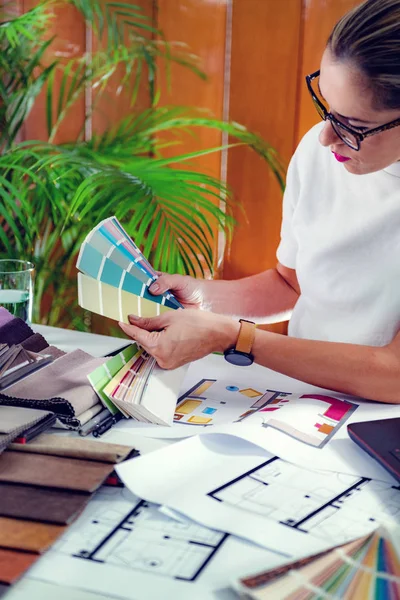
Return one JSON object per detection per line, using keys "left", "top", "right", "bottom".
{"left": 306, "top": 70, "right": 400, "bottom": 151}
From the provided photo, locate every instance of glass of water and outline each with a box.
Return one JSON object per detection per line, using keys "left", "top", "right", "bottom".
{"left": 0, "top": 260, "right": 34, "bottom": 322}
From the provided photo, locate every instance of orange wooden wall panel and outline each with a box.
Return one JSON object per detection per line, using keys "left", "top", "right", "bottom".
{"left": 222, "top": 0, "right": 302, "bottom": 280}
{"left": 156, "top": 0, "right": 227, "bottom": 165}
{"left": 156, "top": 0, "right": 227, "bottom": 267}
{"left": 295, "top": 0, "right": 361, "bottom": 142}
{"left": 91, "top": 0, "right": 154, "bottom": 136}
{"left": 22, "top": 1, "right": 86, "bottom": 143}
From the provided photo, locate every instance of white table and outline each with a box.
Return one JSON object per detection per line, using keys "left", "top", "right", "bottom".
{"left": 4, "top": 325, "right": 172, "bottom": 600}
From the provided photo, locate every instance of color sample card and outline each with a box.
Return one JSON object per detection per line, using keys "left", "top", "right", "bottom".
{"left": 87, "top": 344, "right": 139, "bottom": 414}
{"left": 77, "top": 273, "right": 171, "bottom": 324}
{"left": 237, "top": 525, "right": 400, "bottom": 599}
{"left": 87, "top": 348, "right": 187, "bottom": 426}
{"left": 76, "top": 216, "right": 182, "bottom": 323}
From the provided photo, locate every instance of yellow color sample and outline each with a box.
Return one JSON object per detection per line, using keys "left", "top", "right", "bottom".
{"left": 191, "top": 380, "right": 215, "bottom": 396}
{"left": 188, "top": 415, "right": 212, "bottom": 424}
{"left": 239, "top": 388, "right": 263, "bottom": 398}
{"left": 78, "top": 273, "right": 172, "bottom": 323}
{"left": 175, "top": 399, "right": 202, "bottom": 415}
{"left": 78, "top": 273, "right": 101, "bottom": 315}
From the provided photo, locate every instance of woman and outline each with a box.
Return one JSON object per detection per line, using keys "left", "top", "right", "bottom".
{"left": 120, "top": 0, "right": 400, "bottom": 404}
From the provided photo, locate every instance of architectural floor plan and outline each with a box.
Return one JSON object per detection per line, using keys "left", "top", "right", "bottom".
{"left": 54, "top": 487, "right": 228, "bottom": 582}
{"left": 209, "top": 456, "right": 400, "bottom": 544}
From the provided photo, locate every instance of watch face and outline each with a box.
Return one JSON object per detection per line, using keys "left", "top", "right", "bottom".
{"left": 224, "top": 349, "right": 254, "bottom": 367}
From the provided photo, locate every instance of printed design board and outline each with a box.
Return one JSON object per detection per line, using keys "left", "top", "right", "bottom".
{"left": 175, "top": 356, "right": 357, "bottom": 448}
{"left": 77, "top": 217, "right": 182, "bottom": 323}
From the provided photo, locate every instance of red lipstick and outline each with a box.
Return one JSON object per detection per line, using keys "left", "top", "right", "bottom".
{"left": 332, "top": 151, "right": 351, "bottom": 163}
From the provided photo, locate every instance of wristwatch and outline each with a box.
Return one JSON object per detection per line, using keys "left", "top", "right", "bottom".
{"left": 224, "top": 319, "right": 256, "bottom": 366}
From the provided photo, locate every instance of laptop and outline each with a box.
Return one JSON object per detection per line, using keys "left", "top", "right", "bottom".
{"left": 347, "top": 417, "right": 400, "bottom": 483}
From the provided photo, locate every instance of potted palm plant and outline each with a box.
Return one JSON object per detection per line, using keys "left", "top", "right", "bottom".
{"left": 0, "top": 0, "right": 285, "bottom": 331}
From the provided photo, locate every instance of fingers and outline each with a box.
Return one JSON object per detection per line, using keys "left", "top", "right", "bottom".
{"left": 119, "top": 321, "right": 152, "bottom": 347}
{"left": 127, "top": 312, "right": 173, "bottom": 331}
{"left": 148, "top": 273, "right": 183, "bottom": 296}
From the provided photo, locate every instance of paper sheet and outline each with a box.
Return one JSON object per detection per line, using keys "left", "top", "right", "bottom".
{"left": 112, "top": 354, "right": 400, "bottom": 483}
{"left": 116, "top": 434, "right": 400, "bottom": 555}
{"left": 28, "top": 486, "right": 287, "bottom": 600}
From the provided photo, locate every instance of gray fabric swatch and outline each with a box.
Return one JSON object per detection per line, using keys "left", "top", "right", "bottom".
{"left": 0, "top": 350, "right": 105, "bottom": 422}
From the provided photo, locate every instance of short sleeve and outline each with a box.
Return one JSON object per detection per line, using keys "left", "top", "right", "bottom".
{"left": 276, "top": 151, "right": 301, "bottom": 270}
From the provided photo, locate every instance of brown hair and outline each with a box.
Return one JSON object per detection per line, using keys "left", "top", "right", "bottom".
{"left": 328, "top": 0, "right": 400, "bottom": 110}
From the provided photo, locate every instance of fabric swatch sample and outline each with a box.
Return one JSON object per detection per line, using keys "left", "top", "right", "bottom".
{"left": 20, "top": 333, "right": 49, "bottom": 353}
{"left": 0, "top": 517, "right": 64, "bottom": 553}
{"left": 0, "top": 309, "right": 14, "bottom": 328}
{"left": 10, "top": 433, "right": 136, "bottom": 463}
{"left": 0, "top": 434, "right": 19, "bottom": 455}
{"left": 0, "top": 319, "right": 34, "bottom": 347}
{"left": 39, "top": 346, "right": 66, "bottom": 360}
{"left": 0, "top": 483, "right": 91, "bottom": 525}
{"left": 0, "top": 406, "right": 54, "bottom": 434}
{"left": 0, "top": 350, "right": 106, "bottom": 425}
{"left": 0, "top": 408, "right": 54, "bottom": 453}
{"left": 0, "top": 451, "right": 114, "bottom": 492}
{"left": 0, "top": 346, "right": 53, "bottom": 391}
{"left": 0, "top": 548, "right": 37, "bottom": 584}
{"left": 76, "top": 403, "right": 103, "bottom": 426}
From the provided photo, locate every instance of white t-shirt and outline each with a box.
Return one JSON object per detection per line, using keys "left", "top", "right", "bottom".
{"left": 277, "top": 123, "right": 400, "bottom": 347}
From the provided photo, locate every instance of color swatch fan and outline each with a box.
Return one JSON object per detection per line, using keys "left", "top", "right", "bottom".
{"left": 77, "top": 216, "right": 182, "bottom": 323}
{"left": 235, "top": 525, "right": 400, "bottom": 600}
{"left": 88, "top": 344, "right": 187, "bottom": 426}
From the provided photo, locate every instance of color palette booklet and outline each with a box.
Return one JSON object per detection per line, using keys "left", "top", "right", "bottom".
{"left": 233, "top": 525, "right": 400, "bottom": 599}
{"left": 88, "top": 342, "right": 187, "bottom": 426}
{"left": 76, "top": 216, "right": 182, "bottom": 324}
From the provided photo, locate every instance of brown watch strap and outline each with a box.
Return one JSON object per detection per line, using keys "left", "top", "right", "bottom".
{"left": 236, "top": 319, "right": 256, "bottom": 354}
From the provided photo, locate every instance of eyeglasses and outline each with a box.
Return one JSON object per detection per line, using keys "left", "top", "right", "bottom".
{"left": 306, "top": 70, "right": 400, "bottom": 151}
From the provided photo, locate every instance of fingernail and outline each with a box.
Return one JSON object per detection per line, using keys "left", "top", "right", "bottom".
{"left": 128, "top": 314, "right": 139, "bottom": 322}
{"left": 149, "top": 283, "right": 159, "bottom": 293}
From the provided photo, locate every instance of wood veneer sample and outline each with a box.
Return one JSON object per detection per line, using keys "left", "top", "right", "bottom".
{"left": 0, "top": 483, "right": 90, "bottom": 525}
{"left": 0, "top": 517, "right": 64, "bottom": 553}
{"left": 0, "top": 451, "right": 113, "bottom": 492}
{"left": 0, "top": 548, "right": 37, "bottom": 584}
{"left": 10, "top": 434, "right": 135, "bottom": 463}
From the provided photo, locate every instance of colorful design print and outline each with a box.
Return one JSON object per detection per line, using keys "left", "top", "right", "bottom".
{"left": 256, "top": 392, "right": 358, "bottom": 448}
{"left": 174, "top": 380, "right": 358, "bottom": 448}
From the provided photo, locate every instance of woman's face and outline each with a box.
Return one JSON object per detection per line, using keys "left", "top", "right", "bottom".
{"left": 318, "top": 48, "right": 400, "bottom": 175}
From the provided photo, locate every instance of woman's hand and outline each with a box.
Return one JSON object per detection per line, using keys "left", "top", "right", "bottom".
{"left": 149, "top": 273, "right": 204, "bottom": 310}
{"left": 119, "top": 309, "right": 239, "bottom": 369}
